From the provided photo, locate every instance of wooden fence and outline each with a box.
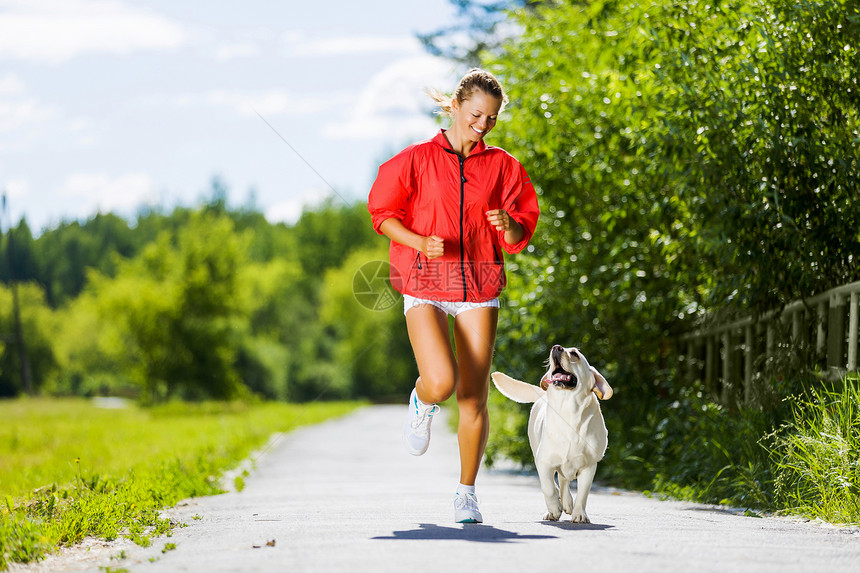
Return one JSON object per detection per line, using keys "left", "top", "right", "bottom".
{"left": 678, "top": 280, "right": 860, "bottom": 407}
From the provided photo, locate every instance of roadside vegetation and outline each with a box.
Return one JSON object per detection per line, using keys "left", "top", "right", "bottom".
{"left": 768, "top": 376, "right": 860, "bottom": 524}
{"left": 0, "top": 398, "right": 360, "bottom": 569}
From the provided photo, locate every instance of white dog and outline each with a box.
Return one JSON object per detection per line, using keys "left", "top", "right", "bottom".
{"left": 491, "top": 345, "right": 613, "bottom": 523}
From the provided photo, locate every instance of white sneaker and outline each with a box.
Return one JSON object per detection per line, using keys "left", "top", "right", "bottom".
{"left": 454, "top": 492, "right": 483, "bottom": 523}
{"left": 403, "top": 388, "right": 439, "bottom": 456}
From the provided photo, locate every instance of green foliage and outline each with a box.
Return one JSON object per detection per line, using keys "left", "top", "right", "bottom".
{"left": 45, "top": 290, "right": 134, "bottom": 398}
{"left": 485, "top": 386, "right": 533, "bottom": 469}
{"left": 609, "top": 381, "right": 779, "bottom": 509}
{"left": 319, "top": 245, "right": 418, "bottom": 400}
{"left": 465, "top": 0, "right": 860, "bottom": 521}
{"left": 488, "top": 376, "right": 779, "bottom": 510}
{"left": 766, "top": 375, "right": 860, "bottom": 525}
{"left": 634, "top": 0, "right": 860, "bottom": 309}
{"left": 0, "top": 283, "right": 58, "bottom": 397}
{"left": 486, "top": 0, "right": 859, "bottom": 379}
{"left": 1, "top": 175, "right": 402, "bottom": 402}
{"left": 291, "top": 198, "right": 380, "bottom": 282}
{"left": 0, "top": 219, "right": 38, "bottom": 285}
{"left": 88, "top": 211, "right": 249, "bottom": 402}
{"left": 29, "top": 213, "right": 137, "bottom": 306}
{"left": 236, "top": 258, "right": 315, "bottom": 401}
{"left": 0, "top": 398, "right": 361, "bottom": 569}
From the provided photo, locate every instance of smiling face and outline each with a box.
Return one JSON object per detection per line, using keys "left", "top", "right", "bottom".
{"left": 450, "top": 90, "right": 502, "bottom": 145}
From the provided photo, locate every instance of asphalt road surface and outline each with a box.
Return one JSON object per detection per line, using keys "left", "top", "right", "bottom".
{"left": 12, "top": 405, "right": 860, "bottom": 572}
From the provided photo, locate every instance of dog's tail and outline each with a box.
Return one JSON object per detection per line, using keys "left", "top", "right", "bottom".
{"left": 491, "top": 371, "right": 545, "bottom": 404}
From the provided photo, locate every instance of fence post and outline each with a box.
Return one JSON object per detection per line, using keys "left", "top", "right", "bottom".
{"left": 744, "top": 324, "right": 754, "bottom": 406}
{"left": 722, "top": 331, "right": 732, "bottom": 403}
{"left": 849, "top": 292, "right": 858, "bottom": 371}
{"left": 817, "top": 302, "right": 827, "bottom": 357}
{"left": 706, "top": 335, "right": 716, "bottom": 396}
{"left": 828, "top": 294, "right": 846, "bottom": 369}
{"left": 766, "top": 322, "right": 775, "bottom": 359}
{"left": 792, "top": 310, "right": 802, "bottom": 343}
{"left": 686, "top": 340, "right": 695, "bottom": 382}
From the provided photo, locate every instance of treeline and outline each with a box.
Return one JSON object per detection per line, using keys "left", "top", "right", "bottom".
{"left": 0, "top": 188, "right": 417, "bottom": 402}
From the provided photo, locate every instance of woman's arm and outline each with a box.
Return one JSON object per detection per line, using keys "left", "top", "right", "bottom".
{"left": 379, "top": 218, "right": 445, "bottom": 259}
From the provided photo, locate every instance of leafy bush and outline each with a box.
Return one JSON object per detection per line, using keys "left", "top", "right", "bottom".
{"left": 610, "top": 381, "right": 778, "bottom": 509}
{"left": 319, "top": 245, "right": 418, "bottom": 401}
{"left": 473, "top": 0, "right": 860, "bottom": 516}
{"left": 488, "top": 374, "right": 780, "bottom": 510}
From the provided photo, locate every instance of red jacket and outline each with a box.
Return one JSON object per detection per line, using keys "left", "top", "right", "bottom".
{"left": 368, "top": 130, "right": 540, "bottom": 302}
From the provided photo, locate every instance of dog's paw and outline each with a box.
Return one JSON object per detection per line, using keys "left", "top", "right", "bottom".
{"left": 570, "top": 509, "right": 590, "bottom": 523}
{"left": 543, "top": 499, "right": 562, "bottom": 521}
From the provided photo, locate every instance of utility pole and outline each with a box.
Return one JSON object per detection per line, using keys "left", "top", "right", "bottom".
{"left": 2, "top": 192, "right": 33, "bottom": 395}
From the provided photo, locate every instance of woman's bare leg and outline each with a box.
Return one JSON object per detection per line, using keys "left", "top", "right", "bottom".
{"left": 405, "top": 304, "right": 458, "bottom": 404}
{"left": 452, "top": 307, "right": 498, "bottom": 486}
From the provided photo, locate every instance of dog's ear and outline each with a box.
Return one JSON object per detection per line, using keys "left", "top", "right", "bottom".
{"left": 491, "top": 371, "right": 545, "bottom": 404}
{"left": 590, "top": 366, "right": 613, "bottom": 400}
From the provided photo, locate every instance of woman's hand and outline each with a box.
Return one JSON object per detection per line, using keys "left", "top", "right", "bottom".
{"left": 486, "top": 209, "right": 524, "bottom": 245}
{"left": 485, "top": 209, "right": 513, "bottom": 231}
{"left": 422, "top": 235, "right": 445, "bottom": 259}
{"left": 379, "top": 218, "right": 444, "bottom": 259}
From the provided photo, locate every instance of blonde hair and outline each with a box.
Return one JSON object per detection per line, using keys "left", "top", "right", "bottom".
{"left": 427, "top": 68, "right": 508, "bottom": 118}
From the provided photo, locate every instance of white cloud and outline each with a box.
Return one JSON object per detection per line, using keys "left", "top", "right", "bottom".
{"left": 0, "top": 97, "right": 57, "bottom": 133}
{"left": 66, "top": 116, "right": 97, "bottom": 147}
{"left": 60, "top": 172, "right": 157, "bottom": 215}
{"left": 281, "top": 31, "right": 422, "bottom": 58}
{"left": 205, "top": 89, "right": 304, "bottom": 117}
{"left": 265, "top": 188, "right": 331, "bottom": 225}
{"left": 0, "top": 73, "right": 89, "bottom": 152}
{"left": 145, "top": 88, "right": 352, "bottom": 118}
{"left": 0, "top": 75, "right": 57, "bottom": 138}
{"left": 0, "top": 0, "right": 186, "bottom": 63}
{"left": 214, "top": 42, "right": 261, "bottom": 62}
{"left": 0, "top": 73, "right": 25, "bottom": 95}
{"left": 0, "top": 73, "right": 57, "bottom": 133}
{"left": 323, "top": 55, "right": 456, "bottom": 141}
{"left": 207, "top": 26, "right": 273, "bottom": 62}
{"left": 3, "top": 178, "right": 29, "bottom": 199}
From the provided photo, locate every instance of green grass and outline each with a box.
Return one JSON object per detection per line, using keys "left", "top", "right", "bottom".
{"left": 0, "top": 398, "right": 361, "bottom": 570}
{"left": 767, "top": 375, "right": 860, "bottom": 525}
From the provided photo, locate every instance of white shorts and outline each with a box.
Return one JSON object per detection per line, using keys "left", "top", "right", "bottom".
{"left": 403, "top": 294, "right": 500, "bottom": 317}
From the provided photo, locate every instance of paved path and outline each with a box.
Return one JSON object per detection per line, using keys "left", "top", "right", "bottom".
{"left": 14, "top": 405, "right": 860, "bottom": 572}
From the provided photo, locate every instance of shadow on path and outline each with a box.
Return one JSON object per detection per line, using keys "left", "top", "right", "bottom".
{"left": 372, "top": 523, "right": 557, "bottom": 543}
{"left": 539, "top": 521, "right": 614, "bottom": 531}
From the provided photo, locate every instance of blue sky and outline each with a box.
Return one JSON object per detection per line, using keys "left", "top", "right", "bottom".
{"left": 0, "top": 0, "right": 464, "bottom": 233}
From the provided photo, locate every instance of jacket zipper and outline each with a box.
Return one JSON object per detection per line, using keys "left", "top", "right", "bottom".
{"left": 492, "top": 244, "right": 502, "bottom": 265}
{"left": 457, "top": 155, "right": 468, "bottom": 302}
